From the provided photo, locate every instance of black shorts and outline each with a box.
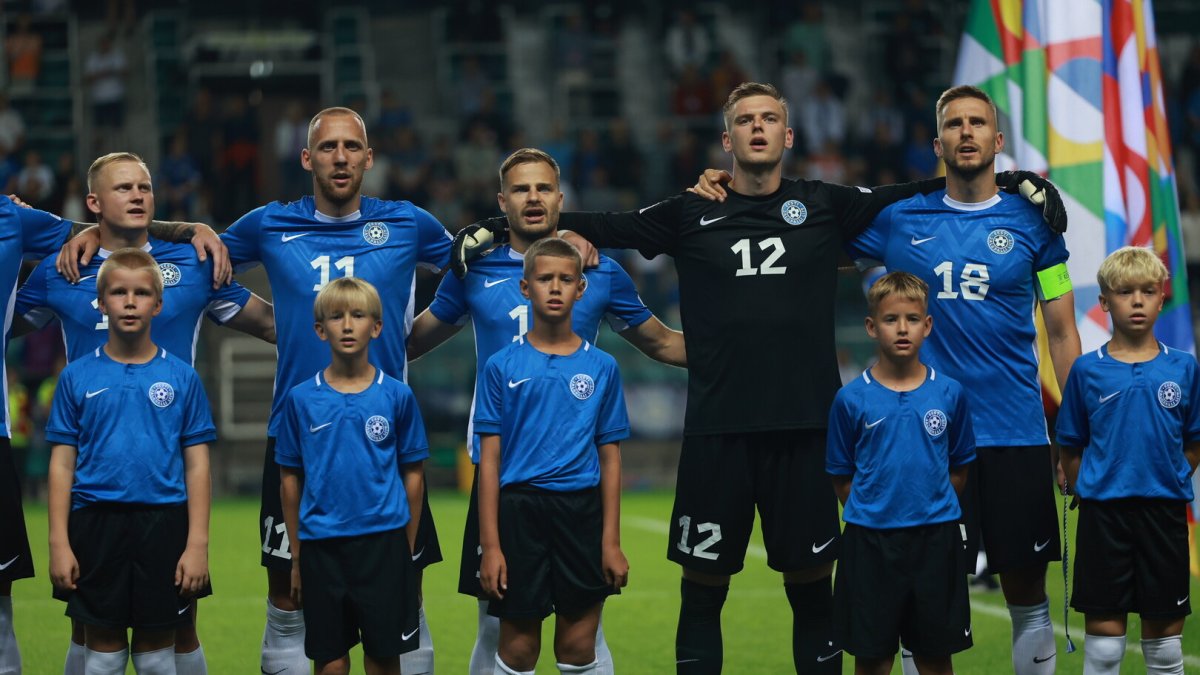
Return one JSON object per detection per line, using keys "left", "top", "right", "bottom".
{"left": 833, "top": 522, "right": 972, "bottom": 659}
{"left": 667, "top": 430, "right": 840, "bottom": 575}
{"left": 260, "top": 438, "right": 443, "bottom": 571}
{"left": 458, "top": 465, "right": 483, "bottom": 597}
{"left": 0, "top": 437, "right": 34, "bottom": 582}
{"left": 487, "top": 485, "right": 615, "bottom": 620}
{"left": 52, "top": 503, "right": 211, "bottom": 630}
{"left": 1072, "top": 498, "right": 1191, "bottom": 619}
{"left": 959, "top": 445, "right": 1060, "bottom": 573}
{"left": 300, "top": 528, "right": 420, "bottom": 661}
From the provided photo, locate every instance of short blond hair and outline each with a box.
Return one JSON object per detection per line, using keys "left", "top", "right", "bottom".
{"left": 867, "top": 271, "right": 929, "bottom": 315}
{"left": 307, "top": 107, "right": 368, "bottom": 148}
{"left": 499, "top": 148, "right": 561, "bottom": 187}
{"left": 1097, "top": 245, "right": 1169, "bottom": 293}
{"left": 523, "top": 237, "right": 582, "bottom": 279}
{"left": 313, "top": 277, "right": 383, "bottom": 322}
{"left": 722, "top": 82, "right": 788, "bottom": 131}
{"left": 97, "top": 247, "right": 163, "bottom": 299}
{"left": 87, "top": 152, "right": 150, "bottom": 192}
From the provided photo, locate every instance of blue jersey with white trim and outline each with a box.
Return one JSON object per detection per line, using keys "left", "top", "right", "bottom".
{"left": 220, "top": 196, "right": 452, "bottom": 433}
{"left": 847, "top": 190, "right": 1069, "bottom": 446}
{"left": 16, "top": 238, "right": 250, "bottom": 364}
{"left": 1056, "top": 343, "right": 1200, "bottom": 501}
{"left": 474, "top": 338, "right": 630, "bottom": 491}
{"left": 1, "top": 197, "right": 72, "bottom": 437}
{"left": 275, "top": 368, "right": 430, "bottom": 540}
{"left": 429, "top": 244, "right": 651, "bottom": 462}
{"left": 826, "top": 366, "right": 975, "bottom": 529}
{"left": 45, "top": 347, "right": 216, "bottom": 509}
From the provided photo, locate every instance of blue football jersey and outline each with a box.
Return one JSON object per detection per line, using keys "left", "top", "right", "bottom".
{"left": 1, "top": 197, "right": 72, "bottom": 437}
{"left": 827, "top": 366, "right": 976, "bottom": 529}
{"left": 221, "top": 196, "right": 452, "bottom": 434}
{"left": 45, "top": 347, "right": 217, "bottom": 509}
{"left": 428, "top": 244, "right": 652, "bottom": 462}
{"left": 474, "top": 338, "right": 630, "bottom": 491}
{"left": 17, "top": 239, "right": 251, "bottom": 364}
{"left": 847, "top": 191, "right": 1070, "bottom": 446}
{"left": 275, "top": 368, "right": 430, "bottom": 540}
{"left": 1057, "top": 343, "right": 1200, "bottom": 501}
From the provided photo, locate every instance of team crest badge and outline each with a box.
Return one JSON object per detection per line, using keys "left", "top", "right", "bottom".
{"left": 365, "top": 415, "right": 391, "bottom": 442}
{"left": 1158, "top": 381, "right": 1182, "bottom": 409}
{"left": 781, "top": 200, "right": 808, "bottom": 225}
{"left": 569, "top": 374, "right": 595, "bottom": 400}
{"left": 987, "top": 229, "right": 1015, "bottom": 255}
{"left": 363, "top": 221, "right": 390, "bottom": 245}
{"left": 159, "top": 263, "right": 182, "bottom": 287}
{"left": 148, "top": 382, "right": 175, "bottom": 408}
{"left": 923, "top": 409, "right": 948, "bottom": 437}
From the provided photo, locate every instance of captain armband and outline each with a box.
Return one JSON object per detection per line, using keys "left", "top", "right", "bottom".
{"left": 1036, "top": 262, "right": 1072, "bottom": 301}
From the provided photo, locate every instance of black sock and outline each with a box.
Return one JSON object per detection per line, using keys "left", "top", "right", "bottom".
{"left": 785, "top": 578, "right": 840, "bottom": 674}
{"left": 676, "top": 578, "right": 728, "bottom": 675}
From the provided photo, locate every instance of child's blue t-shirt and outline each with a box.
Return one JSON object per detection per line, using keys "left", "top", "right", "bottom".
{"left": 1056, "top": 342, "right": 1200, "bottom": 501}
{"left": 826, "top": 366, "right": 976, "bottom": 528}
{"left": 275, "top": 368, "right": 430, "bottom": 541}
{"left": 45, "top": 347, "right": 217, "bottom": 509}
{"left": 473, "top": 338, "right": 630, "bottom": 491}
{"left": 428, "top": 244, "right": 651, "bottom": 462}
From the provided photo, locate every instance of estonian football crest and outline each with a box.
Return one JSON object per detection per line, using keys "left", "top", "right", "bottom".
{"left": 569, "top": 374, "right": 595, "bottom": 400}
{"left": 923, "top": 409, "right": 948, "bottom": 437}
{"left": 781, "top": 200, "right": 808, "bottom": 225}
{"left": 363, "top": 221, "right": 390, "bottom": 245}
{"left": 159, "top": 263, "right": 182, "bottom": 286}
{"left": 987, "top": 229, "right": 1015, "bottom": 255}
{"left": 148, "top": 382, "right": 175, "bottom": 408}
{"left": 1158, "top": 381, "right": 1182, "bottom": 409}
{"left": 365, "top": 415, "right": 391, "bottom": 442}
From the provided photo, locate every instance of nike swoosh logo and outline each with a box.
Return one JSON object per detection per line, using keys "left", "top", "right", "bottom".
{"left": 178, "top": 605, "right": 190, "bottom": 615}
{"left": 411, "top": 548, "right": 424, "bottom": 561}
{"left": 1099, "top": 391, "right": 1121, "bottom": 403}
{"left": 676, "top": 659, "right": 701, "bottom": 664}
{"left": 402, "top": 628, "right": 419, "bottom": 641}
{"left": 1033, "top": 653, "right": 1055, "bottom": 664}
{"left": 910, "top": 236, "right": 937, "bottom": 245}
{"left": 1033, "top": 539, "right": 1050, "bottom": 552}
{"left": 508, "top": 378, "right": 532, "bottom": 389}
{"left": 484, "top": 278, "right": 509, "bottom": 288}
{"left": 812, "top": 537, "right": 835, "bottom": 553}
{"left": 1178, "top": 595, "right": 1189, "bottom": 606}
{"left": 85, "top": 388, "right": 109, "bottom": 398}
{"left": 281, "top": 233, "right": 310, "bottom": 242}
{"left": 964, "top": 626, "right": 972, "bottom": 636}
{"left": 865, "top": 417, "right": 886, "bottom": 429}
{"left": 0, "top": 555, "right": 19, "bottom": 570}
{"left": 699, "top": 215, "right": 727, "bottom": 226}
{"left": 816, "top": 650, "right": 843, "bottom": 663}
{"left": 262, "top": 668, "right": 286, "bottom": 675}
{"left": 310, "top": 422, "right": 332, "bottom": 432}
{"left": 78, "top": 275, "right": 97, "bottom": 282}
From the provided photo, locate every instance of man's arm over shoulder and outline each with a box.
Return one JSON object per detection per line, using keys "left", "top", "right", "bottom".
{"left": 823, "top": 177, "right": 944, "bottom": 242}
{"left": 557, "top": 194, "right": 687, "bottom": 255}
{"left": 408, "top": 309, "right": 464, "bottom": 362}
{"left": 619, "top": 316, "right": 686, "bottom": 368}
{"left": 222, "top": 293, "right": 276, "bottom": 344}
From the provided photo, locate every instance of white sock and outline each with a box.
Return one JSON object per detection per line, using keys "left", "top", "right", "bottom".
{"left": 899, "top": 648, "right": 919, "bottom": 675}
{"left": 1009, "top": 601, "right": 1056, "bottom": 675}
{"left": 558, "top": 660, "right": 598, "bottom": 673}
{"left": 470, "top": 600, "right": 500, "bottom": 675}
{"left": 399, "top": 604, "right": 434, "bottom": 674}
{"left": 1083, "top": 634, "right": 1126, "bottom": 674}
{"left": 65, "top": 641, "right": 87, "bottom": 675}
{"left": 593, "top": 618, "right": 612, "bottom": 675}
{"left": 0, "top": 597, "right": 19, "bottom": 675}
{"left": 1141, "top": 635, "right": 1184, "bottom": 675}
{"left": 84, "top": 647, "right": 129, "bottom": 675}
{"left": 261, "top": 599, "right": 307, "bottom": 674}
{"left": 494, "top": 655, "right": 535, "bottom": 675}
{"left": 174, "top": 645, "right": 206, "bottom": 675}
{"left": 131, "top": 646, "right": 176, "bottom": 674}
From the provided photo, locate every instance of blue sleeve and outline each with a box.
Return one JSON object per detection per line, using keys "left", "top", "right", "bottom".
{"left": 206, "top": 275, "right": 253, "bottom": 324}
{"left": 845, "top": 202, "right": 894, "bottom": 262}
{"left": 1055, "top": 361, "right": 1089, "bottom": 448}
{"left": 18, "top": 204, "right": 71, "bottom": 259}
{"left": 1185, "top": 358, "right": 1200, "bottom": 443}
{"left": 602, "top": 260, "right": 652, "bottom": 331}
{"left": 413, "top": 205, "right": 452, "bottom": 271}
{"left": 595, "top": 359, "right": 630, "bottom": 445}
{"left": 948, "top": 385, "right": 977, "bottom": 467}
{"left": 395, "top": 385, "right": 431, "bottom": 465}
{"left": 825, "top": 391, "right": 857, "bottom": 476}
{"left": 220, "top": 206, "right": 266, "bottom": 269}
{"left": 274, "top": 392, "right": 302, "bottom": 468}
{"left": 45, "top": 368, "right": 80, "bottom": 446}
{"left": 15, "top": 259, "right": 52, "bottom": 324}
{"left": 472, "top": 356, "right": 504, "bottom": 435}
{"left": 180, "top": 368, "right": 217, "bottom": 447}
{"left": 1034, "top": 231, "right": 1070, "bottom": 271}
{"left": 428, "top": 270, "right": 469, "bottom": 326}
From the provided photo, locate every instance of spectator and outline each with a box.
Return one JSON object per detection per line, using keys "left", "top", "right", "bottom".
{"left": 542, "top": 121, "right": 577, "bottom": 185}
{"left": 6, "top": 14, "right": 43, "bottom": 93}
{"left": 573, "top": 128, "right": 604, "bottom": 191}
{"left": 672, "top": 64, "right": 714, "bottom": 119}
{"left": 902, "top": 121, "right": 939, "bottom": 180}
{"left": 553, "top": 8, "right": 591, "bottom": 87}
{"left": 159, "top": 131, "right": 202, "bottom": 220}
{"left": 454, "top": 121, "right": 500, "bottom": 208}
{"left": 84, "top": 32, "right": 128, "bottom": 134}
{"left": 184, "top": 87, "right": 221, "bottom": 183}
{"left": 14, "top": 150, "right": 54, "bottom": 207}
{"left": 602, "top": 118, "right": 643, "bottom": 206}
{"left": 218, "top": 95, "right": 260, "bottom": 221}
{"left": 274, "top": 100, "right": 309, "bottom": 200}
{"left": 797, "top": 77, "right": 847, "bottom": 155}
{"left": 377, "top": 89, "right": 413, "bottom": 136}
{"left": 780, "top": 51, "right": 818, "bottom": 114}
{"left": 0, "top": 93, "right": 27, "bottom": 156}
{"left": 45, "top": 151, "right": 76, "bottom": 215}
{"left": 783, "top": 3, "right": 830, "bottom": 73}
{"left": 664, "top": 9, "right": 711, "bottom": 76}
{"left": 709, "top": 50, "right": 750, "bottom": 111}
{"left": 455, "top": 55, "right": 492, "bottom": 119}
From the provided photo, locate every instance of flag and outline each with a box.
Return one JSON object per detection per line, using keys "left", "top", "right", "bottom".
{"left": 953, "top": 0, "right": 1194, "bottom": 358}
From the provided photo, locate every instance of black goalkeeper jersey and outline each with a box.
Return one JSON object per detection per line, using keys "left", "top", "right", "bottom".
{"left": 559, "top": 178, "right": 935, "bottom": 435}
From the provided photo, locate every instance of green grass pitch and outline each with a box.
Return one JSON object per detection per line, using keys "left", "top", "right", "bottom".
{"left": 10, "top": 491, "right": 1200, "bottom": 673}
